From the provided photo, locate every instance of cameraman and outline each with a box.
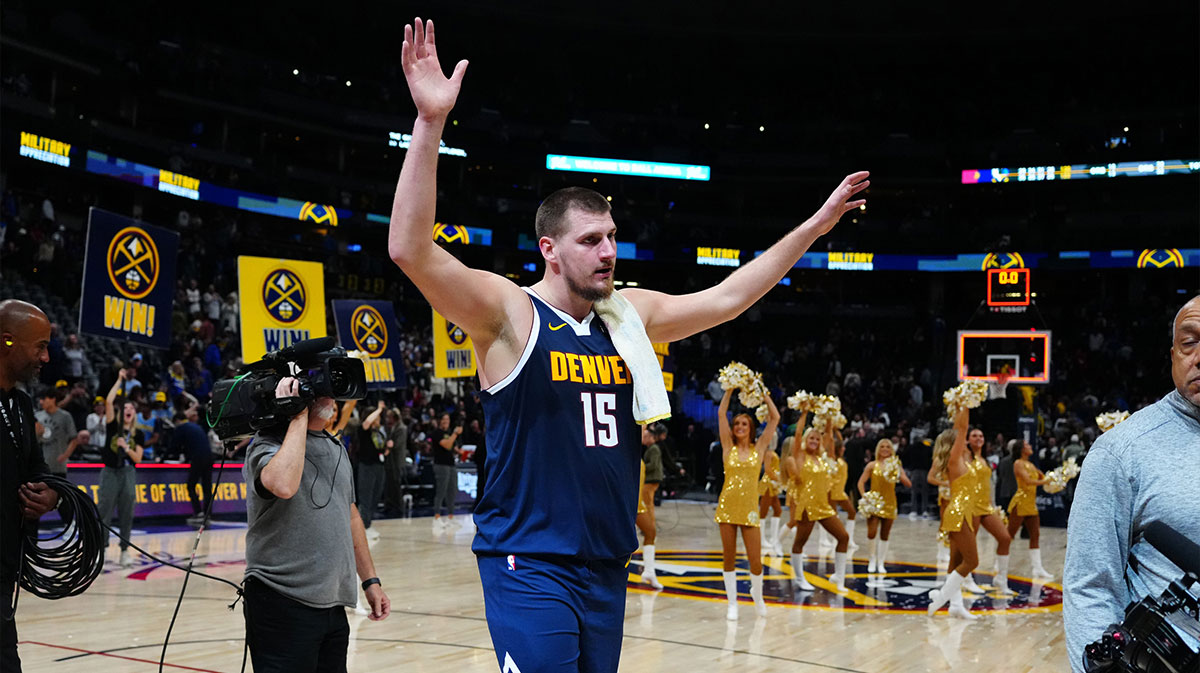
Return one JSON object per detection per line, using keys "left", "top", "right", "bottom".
{"left": 242, "top": 377, "right": 390, "bottom": 673}
{"left": 1063, "top": 296, "right": 1200, "bottom": 671}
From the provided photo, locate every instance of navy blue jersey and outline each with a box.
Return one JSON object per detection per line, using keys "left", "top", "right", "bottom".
{"left": 473, "top": 288, "right": 640, "bottom": 560}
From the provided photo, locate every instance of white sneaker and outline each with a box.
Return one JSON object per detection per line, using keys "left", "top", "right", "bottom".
{"left": 641, "top": 572, "right": 664, "bottom": 590}
{"left": 829, "top": 574, "right": 846, "bottom": 591}
{"left": 726, "top": 604, "right": 739, "bottom": 621}
{"left": 119, "top": 549, "right": 132, "bottom": 568}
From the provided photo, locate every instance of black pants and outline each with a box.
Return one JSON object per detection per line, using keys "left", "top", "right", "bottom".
{"left": 243, "top": 577, "right": 349, "bottom": 673}
{"left": 2, "top": 582, "right": 19, "bottom": 673}
{"left": 187, "top": 456, "right": 213, "bottom": 516}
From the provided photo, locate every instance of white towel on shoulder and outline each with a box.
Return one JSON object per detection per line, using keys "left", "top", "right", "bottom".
{"left": 593, "top": 291, "right": 671, "bottom": 425}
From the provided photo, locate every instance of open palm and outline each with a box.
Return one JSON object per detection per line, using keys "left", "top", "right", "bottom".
{"left": 402, "top": 18, "right": 468, "bottom": 119}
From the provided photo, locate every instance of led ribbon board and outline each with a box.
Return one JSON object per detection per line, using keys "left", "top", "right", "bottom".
{"left": 19, "top": 131, "right": 72, "bottom": 167}
{"left": 962, "top": 160, "right": 1200, "bottom": 184}
{"left": 546, "top": 154, "right": 710, "bottom": 181}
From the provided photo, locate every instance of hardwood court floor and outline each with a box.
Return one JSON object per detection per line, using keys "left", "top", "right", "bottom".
{"left": 15, "top": 501, "right": 1069, "bottom": 672}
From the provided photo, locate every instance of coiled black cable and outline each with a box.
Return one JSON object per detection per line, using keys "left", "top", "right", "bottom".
{"left": 14, "top": 474, "right": 105, "bottom": 605}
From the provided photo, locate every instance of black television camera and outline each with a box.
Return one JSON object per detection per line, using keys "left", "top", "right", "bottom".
{"left": 1084, "top": 522, "right": 1200, "bottom": 673}
{"left": 208, "top": 337, "right": 367, "bottom": 440}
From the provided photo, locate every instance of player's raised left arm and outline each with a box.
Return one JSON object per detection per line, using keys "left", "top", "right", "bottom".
{"left": 623, "top": 172, "right": 868, "bottom": 343}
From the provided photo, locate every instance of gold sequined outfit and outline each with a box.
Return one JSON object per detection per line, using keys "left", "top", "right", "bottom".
{"left": 968, "top": 455, "right": 996, "bottom": 517}
{"left": 714, "top": 447, "right": 761, "bottom": 527}
{"left": 829, "top": 457, "right": 850, "bottom": 501}
{"left": 1007, "top": 459, "right": 1043, "bottom": 517}
{"left": 868, "top": 458, "right": 901, "bottom": 519}
{"left": 758, "top": 452, "right": 782, "bottom": 497}
{"left": 637, "top": 460, "right": 648, "bottom": 515}
{"left": 940, "top": 459, "right": 977, "bottom": 533}
{"left": 790, "top": 452, "right": 837, "bottom": 522}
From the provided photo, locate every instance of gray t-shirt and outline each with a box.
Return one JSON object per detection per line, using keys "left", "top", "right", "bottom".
{"left": 36, "top": 408, "right": 75, "bottom": 475}
{"left": 243, "top": 430, "right": 357, "bottom": 609}
{"left": 1063, "top": 390, "right": 1200, "bottom": 671}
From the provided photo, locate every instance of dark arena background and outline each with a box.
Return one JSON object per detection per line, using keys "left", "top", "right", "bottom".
{"left": 1, "top": 2, "right": 1197, "bottom": 672}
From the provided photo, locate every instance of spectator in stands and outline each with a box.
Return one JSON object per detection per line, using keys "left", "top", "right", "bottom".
{"left": 35, "top": 388, "right": 79, "bottom": 476}
{"left": 62, "top": 333, "right": 87, "bottom": 383}
{"left": 203, "top": 284, "right": 221, "bottom": 322}
{"left": 1062, "top": 434, "right": 1086, "bottom": 464}
{"left": 186, "top": 279, "right": 201, "bottom": 315}
{"left": 86, "top": 396, "right": 107, "bottom": 455}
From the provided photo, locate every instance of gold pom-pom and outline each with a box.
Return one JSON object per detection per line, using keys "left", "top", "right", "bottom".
{"left": 1044, "top": 456, "right": 1081, "bottom": 494}
{"left": 822, "top": 455, "right": 838, "bottom": 476}
{"left": 942, "top": 380, "right": 989, "bottom": 417}
{"left": 937, "top": 529, "right": 951, "bottom": 548}
{"left": 938, "top": 484, "right": 951, "bottom": 501}
{"left": 859, "top": 491, "right": 886, "bottom": 518}
{"left": 787, "top": 390, "right": 815, "bottom": 411}
{"left": 1096, "top": 410, "right": 1130, "bottom": 433}
{"left": 878, "top": 455, "right": 902, "bottom": 484}
{"left": 755, "top": 404, "right": 769, "bottom": 423}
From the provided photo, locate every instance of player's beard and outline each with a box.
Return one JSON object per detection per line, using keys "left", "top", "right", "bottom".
{"left": 565, "top": 265, "right": 615, "bottom": 303}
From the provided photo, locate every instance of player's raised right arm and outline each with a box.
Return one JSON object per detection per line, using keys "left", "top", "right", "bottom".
{"left": 388, "top": 18, "right": 522, "bottom": 342}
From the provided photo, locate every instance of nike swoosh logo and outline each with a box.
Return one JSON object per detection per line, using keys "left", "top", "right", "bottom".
{"left": 548, "top": 322, "right": 568, "bottom": 331}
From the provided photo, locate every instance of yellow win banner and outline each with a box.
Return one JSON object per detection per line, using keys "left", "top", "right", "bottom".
{"left": 238, "top": 256, "right": 327, "bottom": 362}
{"left": 432, "top": 308, "right": 477, "bottom": 378}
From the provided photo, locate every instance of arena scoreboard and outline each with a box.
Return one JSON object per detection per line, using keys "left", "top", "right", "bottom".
{"left": 987, "top": 268, "right": 1031, "bottom": 308}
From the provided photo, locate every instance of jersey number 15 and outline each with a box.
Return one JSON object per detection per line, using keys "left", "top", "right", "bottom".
{"left": 580, "top": 392, "right": 619, "bottom": 447}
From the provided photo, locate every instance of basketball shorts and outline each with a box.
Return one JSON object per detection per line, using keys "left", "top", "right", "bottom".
{"left": 477, "top": 553, "right": 628, "bottom": 673}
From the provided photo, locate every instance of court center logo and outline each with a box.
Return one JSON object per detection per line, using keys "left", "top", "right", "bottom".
{"left": 627, "top": 550, "right": 1062, "bottom": 614}
{"left": 350, "top": 305, "right": 388, "bottom": 357}
{"left": 981, "top": 252, "right": 1025, "bottom": 270}
{"left": 299, "top": 202, "right": 338, "bottom": 227}
{"left": 106, "top": 226, "right": 160, "bottom": 300}
{"left": 1137, "top": 248, "right": 1184, "bottom": 268}
{"left": 447, "top": 320, "right": 468, "bottom": 346}
{"left": 433, "top": 223, "right": 470, "bottom": 245}
{"left": 261, "top": 268, "right": 308, "bottom": 325}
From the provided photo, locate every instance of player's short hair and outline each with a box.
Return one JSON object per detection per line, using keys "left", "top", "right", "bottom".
{"left": 535, "top": 187, "right": 611, "bottom": 240}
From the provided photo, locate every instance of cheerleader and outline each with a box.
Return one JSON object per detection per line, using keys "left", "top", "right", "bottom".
{"left": 927, "top": 407, "right": 980, "bottom": 619}
{"left": 785, "top": 422, "right": 851, "bottom": 591}
{"left": 637, "top": 422, "right": 669, "bottom": 589}
{"left": 965, "top": 425, "right": 1014, "bottom": 595}
{"left": 827, "top": 434, "right": 858, "bottom": 553}
{"left": 927, "top": 435, "right": 954, "bottom": 567}
{"left": 758, "top": 444, "right": 784, "bottom": 558}
{"left": 1005, "top": 438, "right": 1054, "bottom": 580}
{"left": 715, "top": 388, "right": 781, "bottom": 620}
{"left": 857, "top": 438, "right": 912, "bottom": 573}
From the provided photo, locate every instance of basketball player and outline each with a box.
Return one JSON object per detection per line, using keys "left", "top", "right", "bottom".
{"left": 390, "top": 17, "right": 868, "bottom": 672}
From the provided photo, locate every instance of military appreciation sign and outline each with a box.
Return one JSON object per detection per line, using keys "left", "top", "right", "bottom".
{"left": 238, "top": 256, "right": 327, "bottom": 362}
{"left": 332, "top": 299, "right": 407, "bottom": 389}
{"left": 432, "top": 308, "right": 477, "bottom": 378}
{"left": 79, "top": 208, "right": 179, "bottom": 348}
